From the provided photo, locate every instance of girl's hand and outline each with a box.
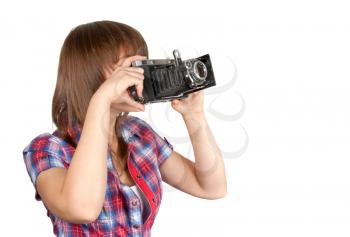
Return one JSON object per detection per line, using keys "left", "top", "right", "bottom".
{"left": 171, "top": 91, "right": 204, "bottom": 117}
{"left": 95, "top": 55, "right": 146, "bottom": 112}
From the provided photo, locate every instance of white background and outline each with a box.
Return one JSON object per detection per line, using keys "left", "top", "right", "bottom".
{"left": 1, "top": 0, "right": 350, "bottom": 236}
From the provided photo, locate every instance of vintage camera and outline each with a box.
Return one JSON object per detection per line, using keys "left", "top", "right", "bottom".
{"left": 128, "top": 49, "right": 216, "bottom": 104}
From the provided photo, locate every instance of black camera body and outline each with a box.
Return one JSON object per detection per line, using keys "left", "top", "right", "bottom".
{"left": 128, "top": 49, "right": 216, "bottom": 104}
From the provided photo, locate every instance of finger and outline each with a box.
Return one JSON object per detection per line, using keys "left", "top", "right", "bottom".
{"left": 134, "top": 81, "right": 143, "bottom": 98}
{"left": 123, "top": 70, "right": 144, "bottom": 80}
{"left": 123, "top": 67, "right": 144, "bottom": 74}
{"left": 119, "top": 93, "right": 145, "bottom": 110}
{"left": 122, "top": 75, "right": 144, "bottom": 97}
{"left": 127, "top": 79, "right": 143, "bottom": 97}
{"left": 125, "top": 74, "right": 144, "bottom": 98}
{"left": 119, "top": 55, "right": 147, "bottom": 68}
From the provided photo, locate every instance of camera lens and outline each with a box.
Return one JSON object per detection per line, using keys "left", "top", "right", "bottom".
{"left": 193, "top": 61, "right": 207, "bottom": 81}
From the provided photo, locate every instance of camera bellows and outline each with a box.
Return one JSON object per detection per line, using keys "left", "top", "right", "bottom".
{"left": 152, "top": 68, "right": 185, "bottom": 96}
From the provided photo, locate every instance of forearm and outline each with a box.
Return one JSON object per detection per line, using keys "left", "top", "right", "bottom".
{"left": 183, "top": 112, "right": 227, "bottom": 197}
{"left": 61, "top": 94, "right": 110, "bottom": 216}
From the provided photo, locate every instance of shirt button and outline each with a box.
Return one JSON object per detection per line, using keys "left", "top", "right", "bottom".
{"left": 133, "top": 224, "right": 140, "bottom": 229}
{"left": 132, "top": 200, "right": 138, "bottom": 206}
{"left": 152, "top": 197, "right": 156, "bottom": 203}
{"left": 136, "top": 174, "right": 141, "bottom": 179}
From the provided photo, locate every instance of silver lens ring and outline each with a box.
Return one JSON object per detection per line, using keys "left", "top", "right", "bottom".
{"left": 193, "top": 61, "right": 207, "bottom": 81}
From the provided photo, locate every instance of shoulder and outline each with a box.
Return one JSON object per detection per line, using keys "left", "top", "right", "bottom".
{"left": 122, "top": 115, "right": 153, "bottom": 129}
{"left": 23, "top": 132, "right": 66, "bottom": 157}
{"left": 120, "top": 115, "right": 157, "bottom": 141}
{"left": 22, "top": 132, "right": 68, "bottom": 187}
{"left": 121, "top": 115, "right": 173, "bottom": 149}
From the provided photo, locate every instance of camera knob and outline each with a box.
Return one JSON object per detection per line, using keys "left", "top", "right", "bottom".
{"left": 185, "top": 61, "right": 192, "bottom": 69}
{"left": 127, "top": 85, "right": 145, "bottom": 104}
{"left": 128, "top": 86, "right": 137, "bottom": 98}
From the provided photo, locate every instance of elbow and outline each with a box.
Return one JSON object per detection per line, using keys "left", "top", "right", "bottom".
{"left": 210, "top": 177, "right": 227, "bottom": 200}
{"left": 65, "top": 200, "right": 102, "bottom": 224}
{"left": 217, "top": 189, "right": 227, "bottom": 199}
{"left": 207, "top": 188, "right": 227, "bottom": 200}
{"left": 217, "top": 181, "right": 228, "bottom": 199}
{"left": 67, "top": 205, "right": 101, "bottom": 224}
{"left": 60, "top": 186, "right": 106, "bottom": 224}
{"left": 204, "top": 182, "right": 227, "bottom": 200}
{"left": 198, "top": 179, "right": 227, "bottom": 200}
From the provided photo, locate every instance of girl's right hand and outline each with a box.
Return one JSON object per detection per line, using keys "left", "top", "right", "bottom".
{"left": 95, "top": 55, "right": 146, "bottom": 112}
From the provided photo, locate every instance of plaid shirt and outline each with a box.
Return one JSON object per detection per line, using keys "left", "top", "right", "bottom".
{"left": 23, "top": 115, "right": 173, "bottom": 237}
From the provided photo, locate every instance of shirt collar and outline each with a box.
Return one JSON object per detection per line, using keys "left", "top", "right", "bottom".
{"left": 66, "top": 121, "right": 82, "bottom": 146}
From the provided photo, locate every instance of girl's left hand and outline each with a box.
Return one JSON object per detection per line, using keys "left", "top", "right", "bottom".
{"left": 171, "top": 91, "right": 204, "bottom": 117}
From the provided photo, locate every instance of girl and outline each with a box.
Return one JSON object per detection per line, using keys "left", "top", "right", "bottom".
{"left": 23, "top": 20, "right": 227, "bottom": 237}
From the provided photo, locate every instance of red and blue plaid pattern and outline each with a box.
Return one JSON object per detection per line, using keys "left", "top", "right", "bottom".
{"left": 23, "top": 115, "right": 173, "bottom": 237}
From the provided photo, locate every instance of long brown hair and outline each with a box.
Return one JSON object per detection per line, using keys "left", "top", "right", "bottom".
{"left": 52, "top": 20, "right": 148, "bottom": 174}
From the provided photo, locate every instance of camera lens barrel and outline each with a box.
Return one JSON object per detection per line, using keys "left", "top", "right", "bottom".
{"left": 185, "top": 59, "right": 208, "bottom": 87}
{"left": 192, "top": 61, "right": 207, "bottom": 81}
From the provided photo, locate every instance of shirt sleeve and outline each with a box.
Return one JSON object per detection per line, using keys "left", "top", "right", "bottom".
{"left": 153, "top": 130, "right": 174, "bottom": 166}
{"left": 132, "top": 116, "right": 174, "bottom": 166}
{"left": 22, "top": 134, "right": 66, "bottom": 200}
